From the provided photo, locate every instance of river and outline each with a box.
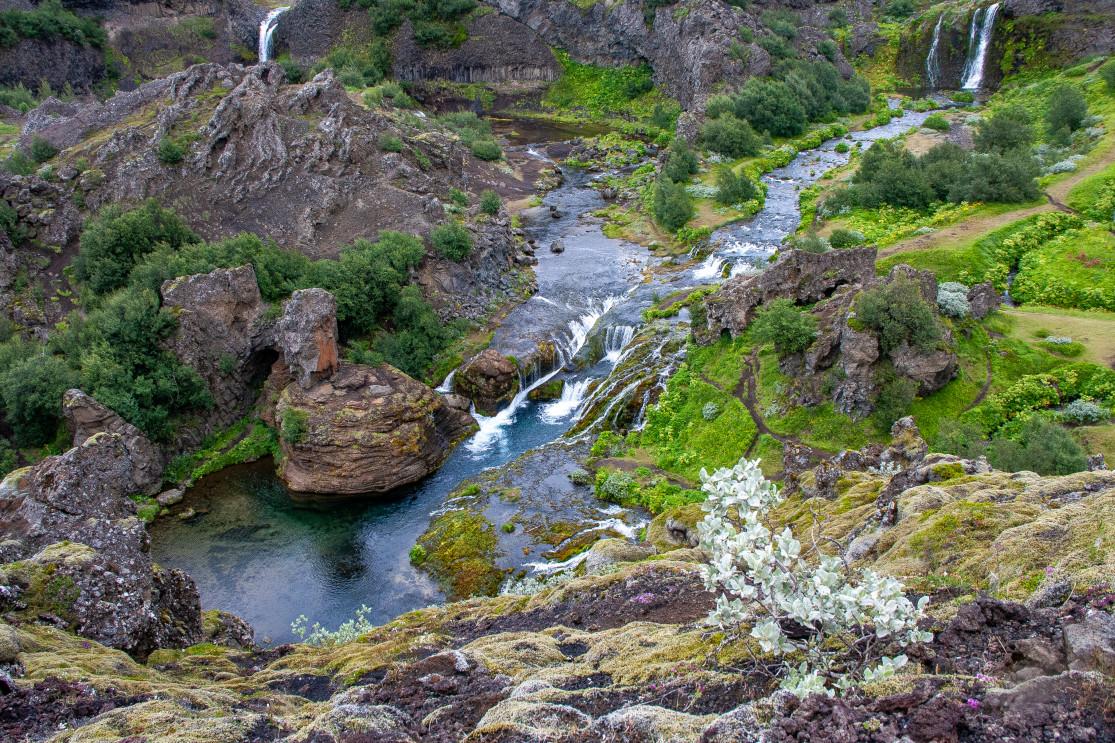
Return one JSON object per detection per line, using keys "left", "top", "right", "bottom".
{"left": 150, "top": 106, "right": 932, "bottom": 644}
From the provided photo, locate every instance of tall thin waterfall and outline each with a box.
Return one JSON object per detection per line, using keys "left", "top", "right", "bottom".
{"left": 925, "top": 15, "right": 945, "bottom": 90}
{"left": 258, "top": 7, "right": 289, "bottom": 64}
{"left": 961, "top": 3, "right": 1001, "bottom": 90}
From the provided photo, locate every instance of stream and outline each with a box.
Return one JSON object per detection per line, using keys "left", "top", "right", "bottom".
{"left": 150, "top": 106, "right": 933, "bottom": 644}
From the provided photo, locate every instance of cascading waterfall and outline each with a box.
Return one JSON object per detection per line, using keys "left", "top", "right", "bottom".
{"left": 925, "top": 15, "right": 945, "bottom": 90}
{"left": 258, "top": 7, "right": 289, "bottom": 64}
{"left": 692, "top": 255, "right": 727, "bottom": 281}
{"left": 435, "top": 368, "right": 457, "bottom": 394}
{"left": 603, "top": 325, "right": 636, "bottom": 364}
{"left": 540, "top": 379, "right": 594, "bottom": 423}
{"left": 466, "top": 298, "right": 621, "bottom": 453}
{"left": 960, "top": 3, "right": 1001, "bottom": 90}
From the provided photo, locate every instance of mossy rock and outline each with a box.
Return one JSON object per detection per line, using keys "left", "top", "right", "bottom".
{"left": 646, "top": 503, "right": 705, "bottom": 552}
{"left": 527, "top": 379, "right": 565, "bottom": 401}
{"left": 415, "top": 509, "right": 503, "bottom": 599}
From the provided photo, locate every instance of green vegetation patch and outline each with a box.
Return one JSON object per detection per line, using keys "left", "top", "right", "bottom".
{"left": 543, "top": 50, "right": 661, "bottom": 119}
{"left": 1012, "top": 225, "right": 1115, "bottom": 311}
{"left": 0, "top": 0, "right": 106, "bottom": 49}
{"left": 165, "top": 418, "right": 279, "bottom": 486}
{"left": 414, "top": 507, "right": 503, "bottom": 599}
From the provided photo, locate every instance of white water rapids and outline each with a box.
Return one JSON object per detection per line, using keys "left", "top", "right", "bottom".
{"left": 258, "top": 7, "right": 289, "bottom": 64}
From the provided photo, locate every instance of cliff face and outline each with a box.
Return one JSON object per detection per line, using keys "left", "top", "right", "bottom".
{"left": 0, "top": 38, "right": 107, "bottom": 93}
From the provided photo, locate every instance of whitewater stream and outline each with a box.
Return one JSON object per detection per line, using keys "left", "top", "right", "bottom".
{"left": 151, "top": 106, "right": 933, "bottom": 643}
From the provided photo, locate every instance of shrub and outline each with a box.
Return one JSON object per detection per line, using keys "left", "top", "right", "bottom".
{"left": 871, "top": 367, "right": 918, "bottom": 432}
{"left": 1061, "top": 399, "right": 1108, "bottom": 424}
{"left": 291, "top": 605, "right": 375, "bottom": 646}
{"left": 0, "top": 84, "right": 35, "bottom": 113}
{"left": 280, "top": 407, "right": 309, "bottom": 444}
{"left": 430, "top": 221, "right": 473, "bottom": 261}
{"left": 29, "top": 136, "right": 57, "bottom": 164}
{"left": 855, "top": 279, "right": 942, "bottom": 355}
{"left": 714, "top": 167, "right": 757, "bottom": 206}
{"left": 448, "top": 187, "right": 469, "bottom": 207}
{"left": 594, "top": 469, "right": 638, "bottom": 503}
{"left": 651, "top": 102, "right": 679, "bottom": 131}
{"left": 884, "top": 0, "right": 915, "bottom": 19}
{"left": 479, "top": 189, "right": 501, "bottom": 216}
{"left": 157, "top": 137, "right": 186, "bottom": 165}
{"left": 828, "top": 228, "right": 865, "bottom": 249}
{"left": 974, "top": 105, "right": 1033, "bottom": 153}
{"left": 701, "top": 401, "right": 720, "bottom": 421}
{"left": 653, "top": 176, "right": 694, "bottom": 231}
{"left": 936, "top": 281, "right": 971, "bottom": 318}
{"left": 987, "top": 417, "right": 1087, "bottom": 475}
{"left": 788, "top": 233, "right": 829, "bottom": 253}
{"left": 699, "top": 113, "right": 760, "bottom": 159}
{"left": 818, "top": 39, "right": 838, "bottom": 62}
{"left": 934, "top": 420, "right": 989, "bottom": 459}
{"left": 470, "top": 139, "right": 502, "bottom": 161}
{"left": 1045, "top": 85, "right": 1088, "bottom": 142}
{"left": 662, "top": 139, "right": 699, "bottom": 182}
{"left": 922, "top": 113, "right": 950, "bottom": 132}
{"left": 834, "top": 141, "right": 850, "bottom": 154}
{"left": 378, "top": 134, "right": 403, "bottom": 152}
{"left": 74, "top": 200, "right": 199, "bottom": 296}
{"left": 734, "top": 78, "right": 807, "bottom": 137}
{"left": 750, "top": 299, "right": 817, "bottom": 357}
{"left": 1102, "top": 59, "right": 1115, "bottom": 94}
{"left": 0, "top": 352, "right": 75, "bottom": 446}
{"left": 698, "top": 458, "right": 931, "bottom": 697}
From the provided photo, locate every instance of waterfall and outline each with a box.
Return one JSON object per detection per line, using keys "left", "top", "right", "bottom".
{"left": 925, "top": 15, "right": 945, "bottom": 90}
{"left": 960, "top": 3, "right": 1001, "bottom": 91}
{"left": 258, "top": 7, "right": 289, "bottom": 64}
{"left": 540, "top": 379, "right": 594, "bottom": 423}
{"left": 603, "top": 325, "right": 636, "bottom": 364}
{"left": 466, "top": 298, "right": 619, "bottom": 454}
{"left": 692, "top": 255, "right": 727, "bottom": 282}
{"left": 435, "top": 368, "right": 457, "bottom": 394}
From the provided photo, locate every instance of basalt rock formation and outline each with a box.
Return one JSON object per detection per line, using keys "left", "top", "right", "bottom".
{"left": 61, "top": 389, "right": 164, "bottom": 496}
{"left": 0, "top": 432, "right": 203, "bottom": 657}
{"left": 268, "top": 361, "right": 477, "bottom": 494}
{"left": 454, "top": 348, "right": 520, "bottom": 415}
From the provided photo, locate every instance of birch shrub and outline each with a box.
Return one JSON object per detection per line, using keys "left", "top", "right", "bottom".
{"left": 697, "top": 458, "right": 931, "bottom": 697}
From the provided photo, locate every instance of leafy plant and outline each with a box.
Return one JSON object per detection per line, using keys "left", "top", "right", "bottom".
{"left": 430, "top": 221, "right": 472, "bottom": 261}
{"left": 479, "top": 189, "right": 501, "bottom": 216}
{"left": 653, "top": 176, "right": 693, "bottom": 231}
{"left": 750, "top": 299, "right": 817, "bottom": 357}
{"left": 698, "top": 458, "right": 931, "bottom": 697}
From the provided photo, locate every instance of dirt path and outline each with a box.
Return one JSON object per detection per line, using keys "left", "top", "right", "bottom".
{"left": 964, "top": 351, "right": 994, "bottom": 412}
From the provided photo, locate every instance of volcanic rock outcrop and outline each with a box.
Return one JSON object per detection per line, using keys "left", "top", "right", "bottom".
{"left": 270, "top": 361, "right": 478, "bottom": 495}
{"left": 454, "top": 348, "right": 520, "bottom": 415}
{"left": 61, "top": 389, "right": 164, "bottom": 496}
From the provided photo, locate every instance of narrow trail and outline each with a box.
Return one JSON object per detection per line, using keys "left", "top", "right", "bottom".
{"left": 964, "top": 351, "right": 994, "bottom": 412}
{"left": 700, "top": 351, "right": 829, "bottom": 460}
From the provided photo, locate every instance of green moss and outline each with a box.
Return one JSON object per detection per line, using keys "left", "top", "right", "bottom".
{"left": 165, "top": 418, "right": 279, "bottom": 486}
{"left": 415, "top": 509, "right": 502, "bottom": 599}
{"left": 930, "top": 462, "right": 966, "bottom": 481}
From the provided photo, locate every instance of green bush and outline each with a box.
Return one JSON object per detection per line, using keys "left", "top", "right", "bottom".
{"left": 0, "top": 1, "right": 107, "bottom": 49}
{"left": 714, "top": 167, "right": 757, "bottom": 206}
{"left": 378, "top": 134, "right": 403, "bottom": 152}
{"left": 987, "top": 417, "right": 1086, "bottom": 475}
{"left": 922, "top": 113, "right": 949, "bottom": 132}
{"left": 479, "top": 189, "right": 501, "bottom": 216}
{"left": 0, "top": 351, "right": 75, "bottom": 446}
{"left": 448, "top": 187, "right": 469, "bottom": 207}
{"left": 855, "top": 278, "right": 942, "bottom": 356}
{"left": 469, "top": 139, "right": 502, "bottom": 161}
{"left": 750, "top": 298, "right": 817, "bottom": 357}
{"left": 884, "top": 0, "right": 915, "bottom": 18}
{"left": 1101, "top": 59, "right": 1115, "bottom": 94}
{"left": 974, "top": 105, "right": 1033, "bottom": 154}
{"left": 871, "top": 366, "right": 918, "bottom": 432}
{"left": 699, "top": 113, "right": 760, "bottom": 158}
{"left": 157, "top": 137, "right": 186, "bottom": 165}
{"left": 430, "top": 221, "right": 472, "bottom": 261}
{"left": 1045, "top": 84, "right": 1088, "bottom": 142}
{"left": 828, "top": 228, "right": 865, "bottom": 249}
{"left": 28, "top": 136, "right": 57, "bottom": 164}
{"left": 662, "top": 139, "right": 698, "bottom": 183}
{"left": 0, "top": 84, "right": 35, "bottom": 113}
{"left": 734, "top": 78, "right": 807, "bottom": 137}
{"left": 74, "top": 200, "right": 200, "bottom": 297}
{"left": 280, "top": 407, "right": 309, "bottom": 444}
{"left": 653, "top": 176, "right": 694, "bottom": 231}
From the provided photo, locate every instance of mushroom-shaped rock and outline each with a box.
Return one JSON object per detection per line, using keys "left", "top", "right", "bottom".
{"left": 274, "top": 363, "right": 477, "bottom": 494}
{"left": 454, "top": 349, "right": 520, "bottom": 415}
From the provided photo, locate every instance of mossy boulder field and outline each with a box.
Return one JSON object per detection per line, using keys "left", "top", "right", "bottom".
{"left": 1, "top": 0, "right": 1115, "bottom": 740}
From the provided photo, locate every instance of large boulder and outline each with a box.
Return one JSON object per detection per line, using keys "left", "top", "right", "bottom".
{"left": 454, "top": 349, "right": 520, "bottom": 415}
{"left": 61, "top": 389, "right": 164, "bottom": 496}
{"left": 0, "top": 433, "right": 203, "bottom": 656}
{"left": 273, "top": 363, "right": 477, "bottom": 494}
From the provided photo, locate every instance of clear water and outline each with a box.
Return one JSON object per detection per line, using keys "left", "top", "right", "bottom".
{"left": 151, "top": 109, "right": 935, "bottom": 644}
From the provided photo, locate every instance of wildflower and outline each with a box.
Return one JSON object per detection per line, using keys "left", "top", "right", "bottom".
{"left": 965, "top": 698, "right": 981, "bottom": 710}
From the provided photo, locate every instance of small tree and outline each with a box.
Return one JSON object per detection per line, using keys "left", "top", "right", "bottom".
{"left": 653, "top": 176, "right": 694, "bottom": 231}
{"left": 750, "top": 298, "right": 817, "bottom": 357}
{"left": 974, "top": 105, "right": 1033, "bottom": 154}
{"left": 698, "top": 458, "right": 931, "bottom": 697}
{"left": 662, "top": 139, "right": 699, "bottom": 183}
{"left": 157, "top": 137, "right": 186, "bottom": 165}
{"left": 1045, "top": 85, "right": 1088, "bottom": 142}
{"left": 715, "top": 167, "right": 757, "bottom": 206}
{"left": 470, "top": 140, "right": 502, "bottom": 161}
{"left": 700, "top": 113, "right": 761, "bottom": 158}
{"left": 29, "top": 136, "right": 57, "bottom": 164}
{"left": 855, "top": 279, "right": 942, "bottom": 355}
{"left": 431, "top": 221, "right": 473, "bottom": 261}
{"left": 479, "top": 189, "right": 501, "bottom": 216}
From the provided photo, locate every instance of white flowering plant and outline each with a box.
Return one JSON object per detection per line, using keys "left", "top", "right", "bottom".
{"left": 697, "top": 458, "right": 932, "bottom": 698}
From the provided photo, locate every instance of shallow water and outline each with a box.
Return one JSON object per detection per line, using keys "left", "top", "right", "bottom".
{"left": 151, "top": 109, "right": 935, "bottom": 643}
